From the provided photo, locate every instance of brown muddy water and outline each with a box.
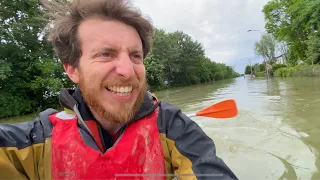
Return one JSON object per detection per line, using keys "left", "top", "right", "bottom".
{"left": 155, "top": 76, "right": 320, "bottom": 180}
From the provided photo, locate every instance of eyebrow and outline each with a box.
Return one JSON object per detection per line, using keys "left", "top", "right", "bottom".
{"left": 90, "top": 46, "right": 143, "bottom": 57}
{"left": 129, "top": 49, "right": 143, "bottom": 54}
{"left": 91, "top": 47, "right": 117, "bottom": 54}
{"left": 128, "top": 45, "right": 143, "bottom": 54}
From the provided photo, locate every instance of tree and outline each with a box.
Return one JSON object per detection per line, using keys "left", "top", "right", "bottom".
{"left": 0, "top": 0, "right": 72, "bottom": 118}
{"left": 306, "top": 33, "right": 320, "bottom": 65}
{"left": 199, "top": 57, "right": 213, "bottom": 83}
{"left": 253, "top": 63, "right": 260, "bottom": 73}
{"left": 245, "top": 65, "right": 251, "bottom": 74}
{"left": 259, "top": 63, "right": 265, "bottom": 72}
{"left": 144, "top": 54, "right": 165, "bottom": 91}
{"left": 262, "top": 0, "right": 320, "bottom": 65}
{"left": 277, "top": 41, "right": 288, "bottom": 58}
{"left": 254, "top": 34, "right": 277, "bottom": 64}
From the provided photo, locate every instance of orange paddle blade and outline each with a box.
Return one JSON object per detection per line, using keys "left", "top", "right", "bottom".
{"left": 195, "top": 99, "right": 238, "bottom": 118}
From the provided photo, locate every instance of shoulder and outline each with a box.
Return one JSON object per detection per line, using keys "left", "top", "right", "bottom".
{"left": 157, "top": 101, "right": 200, "bottom": 137}
{"left": 157, "top": 102, "right": 238, "bottom": 179}
{"left": 157, "top": 101, "right": 181, "bottom": 129}
{"left": 157, "top": 101, "right": 192, "bottom": 122}
{"left": 158, "top": 101, "right": 182, "bottom": 120}
{"left": 0, "top": 108, "right": 58, "bottom": 149}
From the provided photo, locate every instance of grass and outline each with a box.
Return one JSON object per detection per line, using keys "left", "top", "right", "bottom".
{"left": 255, "top": 71, "right": 265, "bottom": 77}
{"left": 0, "top": 113, "right": 38, "bottom": 124}
{"left": 275, "top": 65, "right": 320, "bottom": 77}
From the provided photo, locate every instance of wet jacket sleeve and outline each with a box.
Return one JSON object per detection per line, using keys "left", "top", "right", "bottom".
{"left": 158, "top": 102, "right": 238, "bottom": 180}
{"left": 0, "top": 109, "right": 56, "bottom": 179}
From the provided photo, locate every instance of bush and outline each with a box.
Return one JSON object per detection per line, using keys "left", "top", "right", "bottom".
{"left": 272, "top": 64, "right": 287, "bottom": 71}
{"left": 275, "top": 65, "right": 320, "bottom": 77}
{"left": 0, "top": 92, "right": 34, "bottom": 118}
{"left": 255, "top": 71, "right": 265, "bottom": 77}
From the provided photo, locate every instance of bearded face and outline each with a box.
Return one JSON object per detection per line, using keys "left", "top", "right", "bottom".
{"left": 65, "top": 18, "right": 148, "bottom": 126}
{"left": 78, "top": 72, "right": 146, "bottom": 124}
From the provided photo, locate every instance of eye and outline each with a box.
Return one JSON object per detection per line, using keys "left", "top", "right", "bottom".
{"left": 100, "top": 52, "right": 111, "bottom": 57}
{"left": 133, "top": 54, "right": 142, "bottom": 59}
{"left": 131, "top": 54, "right": 143, "bottom": 64}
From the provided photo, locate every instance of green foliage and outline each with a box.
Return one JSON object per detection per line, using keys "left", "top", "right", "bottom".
{"left": 0, "top": 92, "right": 34, "bottom": 117}
{"left": 0, "top": 60, "right": 11, "bottom": 80}
{"left": 259, "top": 63, "right": 266, "bottom": 72}
{"left": 306, "top": 33, "right": 320, "bottom": 65}
{"left": 244, "top": 63, "right": 267, "bottom": 76}
{"left": 253, "top": 63, "right": 260, "bottom": 73}
{"left": 245, "top": 65, "right": 251, "bottom": 74}
{"left": 144, "top": 54, "right": 165, "bottom": 91}
{"left": 254, "top": 34, "right": 277, "bottom": 63}
{"left": 272, "top": 64, "right": 287, "bottom": 71}
{"left": 0, "top": 0, "right": 73, "bottom": 118}
{"left": 275, "top": 67, "right": 295, "bottom": 77}
{"left": 263, "top": 0, "right": 320, "bottom": 65}
{"left": 275, "top": 65, "right": 320, "bottom": 77}
{"left": 199, "top": 57, "right": 214, "bottom": 83}
{"left": 255, "top": 71, "right": 265, "bottom": 77}
{"left": 144, "top": 29, "right": 238, "bottom": 91}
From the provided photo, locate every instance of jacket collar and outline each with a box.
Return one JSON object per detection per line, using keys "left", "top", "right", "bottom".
{"left": 59, "top": 88, "right": 158, "bottom": 122}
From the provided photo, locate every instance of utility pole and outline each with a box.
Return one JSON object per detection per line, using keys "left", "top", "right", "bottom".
{"left": 265, "top": 59, "right": 269, "bottom": 78}
{"left": 248, "top": 58, "right": 253, "bottom": 78}
{"left": 245, "top": 57, "right": 253, "bottom": 78}
{"left": 250, "top": 58, "right": 253, "bottom": 77}
{"left": 312, "top": 60, "right": 315, "bottom": 74}
{"left": 247, "top": 29, "right": 269, "bottom": 79}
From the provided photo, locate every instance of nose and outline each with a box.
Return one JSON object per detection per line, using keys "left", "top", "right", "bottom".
{"left": 115, "top": 53, "right": 135, "bottom": 79}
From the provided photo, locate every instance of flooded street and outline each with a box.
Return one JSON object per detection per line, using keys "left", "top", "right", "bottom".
{"left": 155, "top": 77, "right": 320, "bottom": 179}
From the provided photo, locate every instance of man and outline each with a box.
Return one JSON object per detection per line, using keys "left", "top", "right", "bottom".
{"left": 0, "top": 0, "right": 238, "bottom": 179}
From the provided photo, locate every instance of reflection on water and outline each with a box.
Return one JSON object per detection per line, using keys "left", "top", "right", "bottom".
{"left": 155, "top": 76, "right": 320, "bottom": 179}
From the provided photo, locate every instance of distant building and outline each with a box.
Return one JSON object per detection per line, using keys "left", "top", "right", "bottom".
{"left": 275, "top": 54, "right": 287, "bottom": 64}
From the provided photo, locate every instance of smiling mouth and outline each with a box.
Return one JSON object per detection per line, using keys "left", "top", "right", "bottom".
{"left": 106, "top": 86, "right": 133, "bottom": 96}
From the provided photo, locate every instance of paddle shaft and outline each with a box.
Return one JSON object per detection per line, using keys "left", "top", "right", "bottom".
{"left": 186, "top": 113, "right": 196, "bottom": 118}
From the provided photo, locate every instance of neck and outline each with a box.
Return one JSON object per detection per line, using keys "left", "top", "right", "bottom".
{"left": 99, "top": 121, "right": 122, "bottom": 135}
{"left": 90, "top": 109, "right": 122, "bottom": 135}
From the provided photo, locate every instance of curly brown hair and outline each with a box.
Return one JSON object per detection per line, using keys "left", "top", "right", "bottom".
{"left": 41, "top": 0, "right": 154, "bottom": 67}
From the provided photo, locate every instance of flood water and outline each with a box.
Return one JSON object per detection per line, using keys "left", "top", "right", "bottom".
{"left": 155, "top": 76, "right": 320, "bottom": 179}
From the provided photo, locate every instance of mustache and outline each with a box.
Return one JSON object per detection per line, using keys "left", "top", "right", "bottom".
{"left": 100, "top": 77, "right": 140, "bottom": 88}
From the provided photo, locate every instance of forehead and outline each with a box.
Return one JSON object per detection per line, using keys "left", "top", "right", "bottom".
{"left": 77, "top": 17, "right": 143, "bottom": 50}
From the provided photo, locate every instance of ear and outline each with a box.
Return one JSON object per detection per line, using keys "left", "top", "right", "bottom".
{"left": 63, "top": 64, "right": 80, "bottom": 84}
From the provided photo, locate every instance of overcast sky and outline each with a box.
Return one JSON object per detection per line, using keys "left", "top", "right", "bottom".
{"left": 132, "top": 0, "right": 270, "bottom": 73}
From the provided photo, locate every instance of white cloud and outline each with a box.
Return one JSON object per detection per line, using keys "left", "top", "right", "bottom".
{"left": 132, "top": 0, "right": 270, "bottom": 73}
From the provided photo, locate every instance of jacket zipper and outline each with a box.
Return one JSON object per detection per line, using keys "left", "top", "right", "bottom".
{"left": 73, "top": 104, "right": 103, "bottom": 153}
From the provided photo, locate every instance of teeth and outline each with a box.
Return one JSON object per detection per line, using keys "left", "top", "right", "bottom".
{"left": 120, "top": 87, "right": 124, "bottom": 93}
{"left": 116, "top": 92, "right": 130, "bottom": 96}
{"left": 107, "top": 86, "right": 133, "bottom": 94}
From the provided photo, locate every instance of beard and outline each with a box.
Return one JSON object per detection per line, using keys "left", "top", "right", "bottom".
{"left": 78, "top": 73, "right": 146, "bottom": 125}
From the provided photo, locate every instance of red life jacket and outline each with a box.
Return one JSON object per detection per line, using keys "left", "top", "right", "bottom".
{"left": 49, "top": 108, "right": 166, "bottom": 179}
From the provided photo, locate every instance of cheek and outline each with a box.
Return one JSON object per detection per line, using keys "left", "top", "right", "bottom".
{"left": 135, "top": 64, "right": 146, "bottom": 80}
{"left": 83, "top": 64, "right": 110, "bottom": 82}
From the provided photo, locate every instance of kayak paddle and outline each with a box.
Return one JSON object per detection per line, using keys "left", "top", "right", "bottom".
{"left": 186, "top": 99, "right": 238, "bottom": 119}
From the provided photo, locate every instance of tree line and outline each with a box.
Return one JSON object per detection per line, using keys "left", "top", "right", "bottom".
{"left": 244, "top": 63, "right": 265, "bottom": 75}
{"left": 261, "top": 0, "right": 320, "bottom": 66}
{"left": 244, "top": 62, "right": 287, "bottom": 77}
{"left": 245, "top": 0, "right": 320, "bottom": 76}
{"left": 145, "top": 29, "right": 239, "bottom": 91}
{"left": 0, "top": 1, "right": 238, "bottom": 118}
